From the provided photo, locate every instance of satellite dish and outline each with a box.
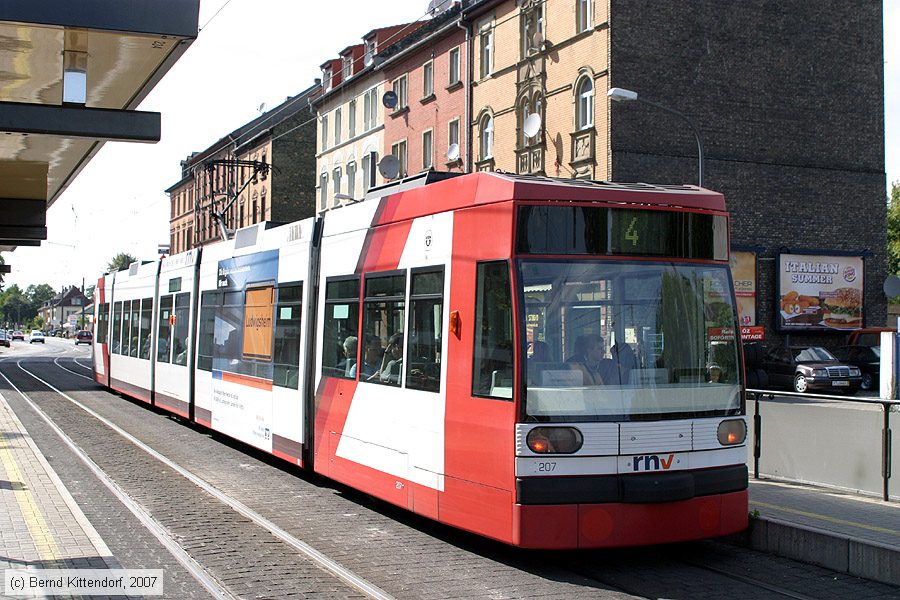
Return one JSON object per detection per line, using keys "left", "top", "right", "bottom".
{"left": 884, "top": 275, "right": 900, "bottom": 298}
{"left": 378, "top": 155, "right": 401, "bottom": 180}
{"left": 257, "top": 102, "right": 266, "bottom": 113}
{"left": 523, "top": 113, "right": 542, "bottom": 139}
{"left": 382, "top": 90, "right": 398, "bottom": 109}
{"left": 447, "top": 143, "right": 460, "bottom": 161}
{"left": 363, "top": 53, "right": 374, "bottom": 67}
{"left": 532, "top": 32, "right": 544, "bottom": 49}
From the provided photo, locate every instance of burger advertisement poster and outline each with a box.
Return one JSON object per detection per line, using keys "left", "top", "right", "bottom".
{"left": 777, "top": 253, "right": 864, "bottom": 332}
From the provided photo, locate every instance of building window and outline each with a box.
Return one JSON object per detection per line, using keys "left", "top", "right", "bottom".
{"left": 576, "top": 0, "right": 592, "bottom": 32}
{"left": 422, "top": 129, "right": 433, "bottom": 170}
{"left": 479, "top": 114, "right": 494, "bottom": 160}
{"left": 260, "top": 192, "right": 266, "bottom": 221}
{"left": 364, "top": 39, "right": 376, "bottom": 66}
{"left": 319, "top": 172, "right": 328, "bottom": 211}
{"left": 364, "top": 87, "right": 378, "bottom": 131}
{"left": 392, "top": 74, "right": 408, "bottom": 110}
{"left": 479, "top": 24, "right": 493, "bottom": 79}
{"left": 322, "top": 67, "right": 332, "bottom": 91}
{"left": 334, "top": 108, "right": 342, "bottom": 146}
{"left": 391, "top": 140, "right": 408, "bottom": 178}
{"left": 333, "top": 167, "right": 342, "bottom": 205}
{"left": 448, "top": 118, "right": 460, "bottom": 147}
{"left": 423, "top": 61, "right": 434, "bottom": 98}
{"left": 348, "top": 99, "right": 356, "bottom": 137}
{"left": 520, "top": 2, "right": 544, "bottom": 57}
{"left": 576, "top": 76, "right": 594, "bottom": 130}
{"left": 519, "top": 93, "right": 543, "bottom": 146}
{"left": 347, "top": 161, "right": 357, "bottom": 199}
{"left": 321, "top": 114, "right": 329, "bottom": 151}
{"left": 362, "top": 152, "right": 377, "bottom": 192}
{"left": 343, "top": 55, "right": 353, "bottom": 79}
{"left": 448, "top": 46, "right": 460, "bottom": 85}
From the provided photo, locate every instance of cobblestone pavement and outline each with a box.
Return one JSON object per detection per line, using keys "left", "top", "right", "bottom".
{"left": 2, "top": 351, "right": 899, "bottom": 599}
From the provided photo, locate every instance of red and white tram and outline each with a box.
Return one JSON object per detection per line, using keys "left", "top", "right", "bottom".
{"left": 93, "top": 172, "right": 748, "bottom": 548}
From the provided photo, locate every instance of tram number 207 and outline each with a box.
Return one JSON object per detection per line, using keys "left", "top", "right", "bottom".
{"left": 537, "top": 462, "right": 557, "bottom": 472}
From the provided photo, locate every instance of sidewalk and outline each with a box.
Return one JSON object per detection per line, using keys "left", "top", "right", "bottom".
{"left": 0, "top": 390, "right": 117, "bottom": 574}
{"left": 741, "top": 478, "right": 900, "bottom": 586}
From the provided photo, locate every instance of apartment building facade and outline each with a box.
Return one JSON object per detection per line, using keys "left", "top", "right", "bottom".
{"left": 167, "top": 84, "right": 320, "bottom": 254}
{"left": 315, "top": 25, "right": 422, "bottom": 212}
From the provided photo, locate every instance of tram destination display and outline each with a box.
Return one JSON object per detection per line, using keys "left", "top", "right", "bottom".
{"left": 776, "top": 252, "right": 864, "bottom": 332}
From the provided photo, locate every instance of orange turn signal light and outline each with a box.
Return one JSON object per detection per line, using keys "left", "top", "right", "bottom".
{"left": 526, "top": 427, "right": 583, "bottom": 454}
{"left": 449, "top": 310, "right": 461, "bottom": 339}
{"left": 717, "top": 419, "right": 746, "bottom": 446}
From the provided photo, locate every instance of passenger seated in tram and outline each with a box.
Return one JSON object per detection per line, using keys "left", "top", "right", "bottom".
{"left": 371, "top": 332, "right": 403, "bottom": 385}
{"left": 602, "top": 342, "right": 636, "bottom": 385}
{"left": 566, "top": 334, "right": 605, "bottom": 386}
{"left": 335, "top": 336, "right": 358, "bottom": 377}
{"left": 350, "top": 335, "right": 382, "bottom": 379}
{"left": 707, "top": 362, "right": 723, "bottom": 383}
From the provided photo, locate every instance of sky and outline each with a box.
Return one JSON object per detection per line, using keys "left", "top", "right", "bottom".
{"left": 1, "top": 0, "right": 898, "bottom": 293}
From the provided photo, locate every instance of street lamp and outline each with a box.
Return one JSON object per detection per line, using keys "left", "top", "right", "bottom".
{"left": 607, "top": 87, "right": 705, "bottom": 187}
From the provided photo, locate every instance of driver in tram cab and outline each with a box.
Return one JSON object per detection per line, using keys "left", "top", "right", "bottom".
{"left": 566, "top": 334, "right": 605, "bottom": 385}
{"left": 707, "top": 362, "right": 723, "bottom": 383}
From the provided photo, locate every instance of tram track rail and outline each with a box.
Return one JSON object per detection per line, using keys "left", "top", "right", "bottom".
{"left": 0, "top": 356, "right": 395, "bottom": 600}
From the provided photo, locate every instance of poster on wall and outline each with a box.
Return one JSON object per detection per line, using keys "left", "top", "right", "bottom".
{"left": 730, "top": 251, "right": 757, "bottom": 327}
{"left": 777, "top": 253, "right": 864, "bottom": 332}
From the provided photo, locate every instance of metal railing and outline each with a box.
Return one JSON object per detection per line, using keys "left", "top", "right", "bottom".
{"left": 746, "top": 388, "right": 900, "bottom": 501}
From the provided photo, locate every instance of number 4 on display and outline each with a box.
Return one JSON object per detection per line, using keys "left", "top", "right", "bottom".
{"left": 625, "top": 216, "right": 639, "bottom": 247}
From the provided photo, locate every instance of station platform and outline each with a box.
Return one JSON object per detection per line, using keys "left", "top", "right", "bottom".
{"left": 743, "top": 477, "right": 900, "bottom": 586}
{"left": 1, "top": 382, "right": 898, "bottom": 593}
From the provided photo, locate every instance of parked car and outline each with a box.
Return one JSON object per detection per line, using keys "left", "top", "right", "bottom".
{"left": 11, "top": 330, "right": 24, "bottom": 341}
{"left": 0, "top": 330, "right": 9, "bottom": 348}
{"left": 762, "top": 345, "right": 861, "bottom": 394}
{"left": 846, "top": 327, "right": 894, "bottom": 348}
{"left": 29, "top": 330, "right": 45, "bottom": 344}
{"left": 832, "top": 345, "right": 880, "bottom": 392}
{"left": 75, "top": 330, "right": 93, "bottom": 345}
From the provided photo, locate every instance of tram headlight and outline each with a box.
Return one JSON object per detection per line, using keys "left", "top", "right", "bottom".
{"left": 526, "top": 427, "right": 583, "bottom": 454}
{"left": 717, "top": 419, "right": 746, "bottom": 446}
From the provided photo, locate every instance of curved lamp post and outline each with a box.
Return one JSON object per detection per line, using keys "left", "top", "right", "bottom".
{"left": 608, "top": 87, "right": 705, "bottom": 187}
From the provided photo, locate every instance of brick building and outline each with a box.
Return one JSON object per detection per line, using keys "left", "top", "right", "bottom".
{"left": 167, "top": 83, "right": 320, "bottom": 253}
{"left": 381, "top": 6, "right": 468, "bottom": 178}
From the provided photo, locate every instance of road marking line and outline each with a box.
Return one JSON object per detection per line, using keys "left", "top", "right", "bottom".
{"left": 751, "top": 500, "right": 900, "bottom": 535}
{"left": 0, "top": 427, "right": 61, "bottom": 562}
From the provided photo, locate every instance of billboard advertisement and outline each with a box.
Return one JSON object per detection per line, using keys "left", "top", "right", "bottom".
{"left": 777, "top": 253, "right": 864, "bottom": 332}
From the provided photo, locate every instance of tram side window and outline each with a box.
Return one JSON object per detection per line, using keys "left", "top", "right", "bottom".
{"left": 406, "top": 268, "right": 444, "bottom": 393}
{"left": 362, "top": 272, "right": 406, "bottom": 386}
{"left": 123, "top": 301, "right": 133, "bottom": 357}
{"left": 139, "top": 298, "right": 153, "bottom": 360}
{"left": 273, "top": 284, "right": 303, "bottom": 389}
{"left": 172, "top": 292, "right": 191, "bottom": 366}
{"left": 129, "top": 300, "right": 141, "bottom": 357}
{"left": 322, "top": 277, "right": 359, "bottom": 379}
{"left": 112, "top": 301, "right": 123, "bottom": 354}
{"left": 97, "top": 303, "right": 109, "bottom": 344}
{"left": 197, "top": 291, "right": 220, "bottom": 372}
{"left": 473, "top": 261, "right": 514, "bottom": 399}
{"left": 157, "top": 295, "right": 173, "bottom": 363}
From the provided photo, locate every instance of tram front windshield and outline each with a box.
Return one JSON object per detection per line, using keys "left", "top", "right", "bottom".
{"left": 520, "top": 260, "right": 742, "bottom": 422}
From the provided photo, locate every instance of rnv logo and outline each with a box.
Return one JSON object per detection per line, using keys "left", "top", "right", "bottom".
{"left": 632, "top": 454, "right": 675, "bottom": 471}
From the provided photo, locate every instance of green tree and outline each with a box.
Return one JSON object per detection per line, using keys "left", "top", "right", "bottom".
{"left": 888, "top": 181, "right": 900, "bottom": 275}
{"left": 0, "top": 284, "right": 28, "bottom": 327}
{"left": 107, "top": 252, "right": 138, "bottom": 272}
